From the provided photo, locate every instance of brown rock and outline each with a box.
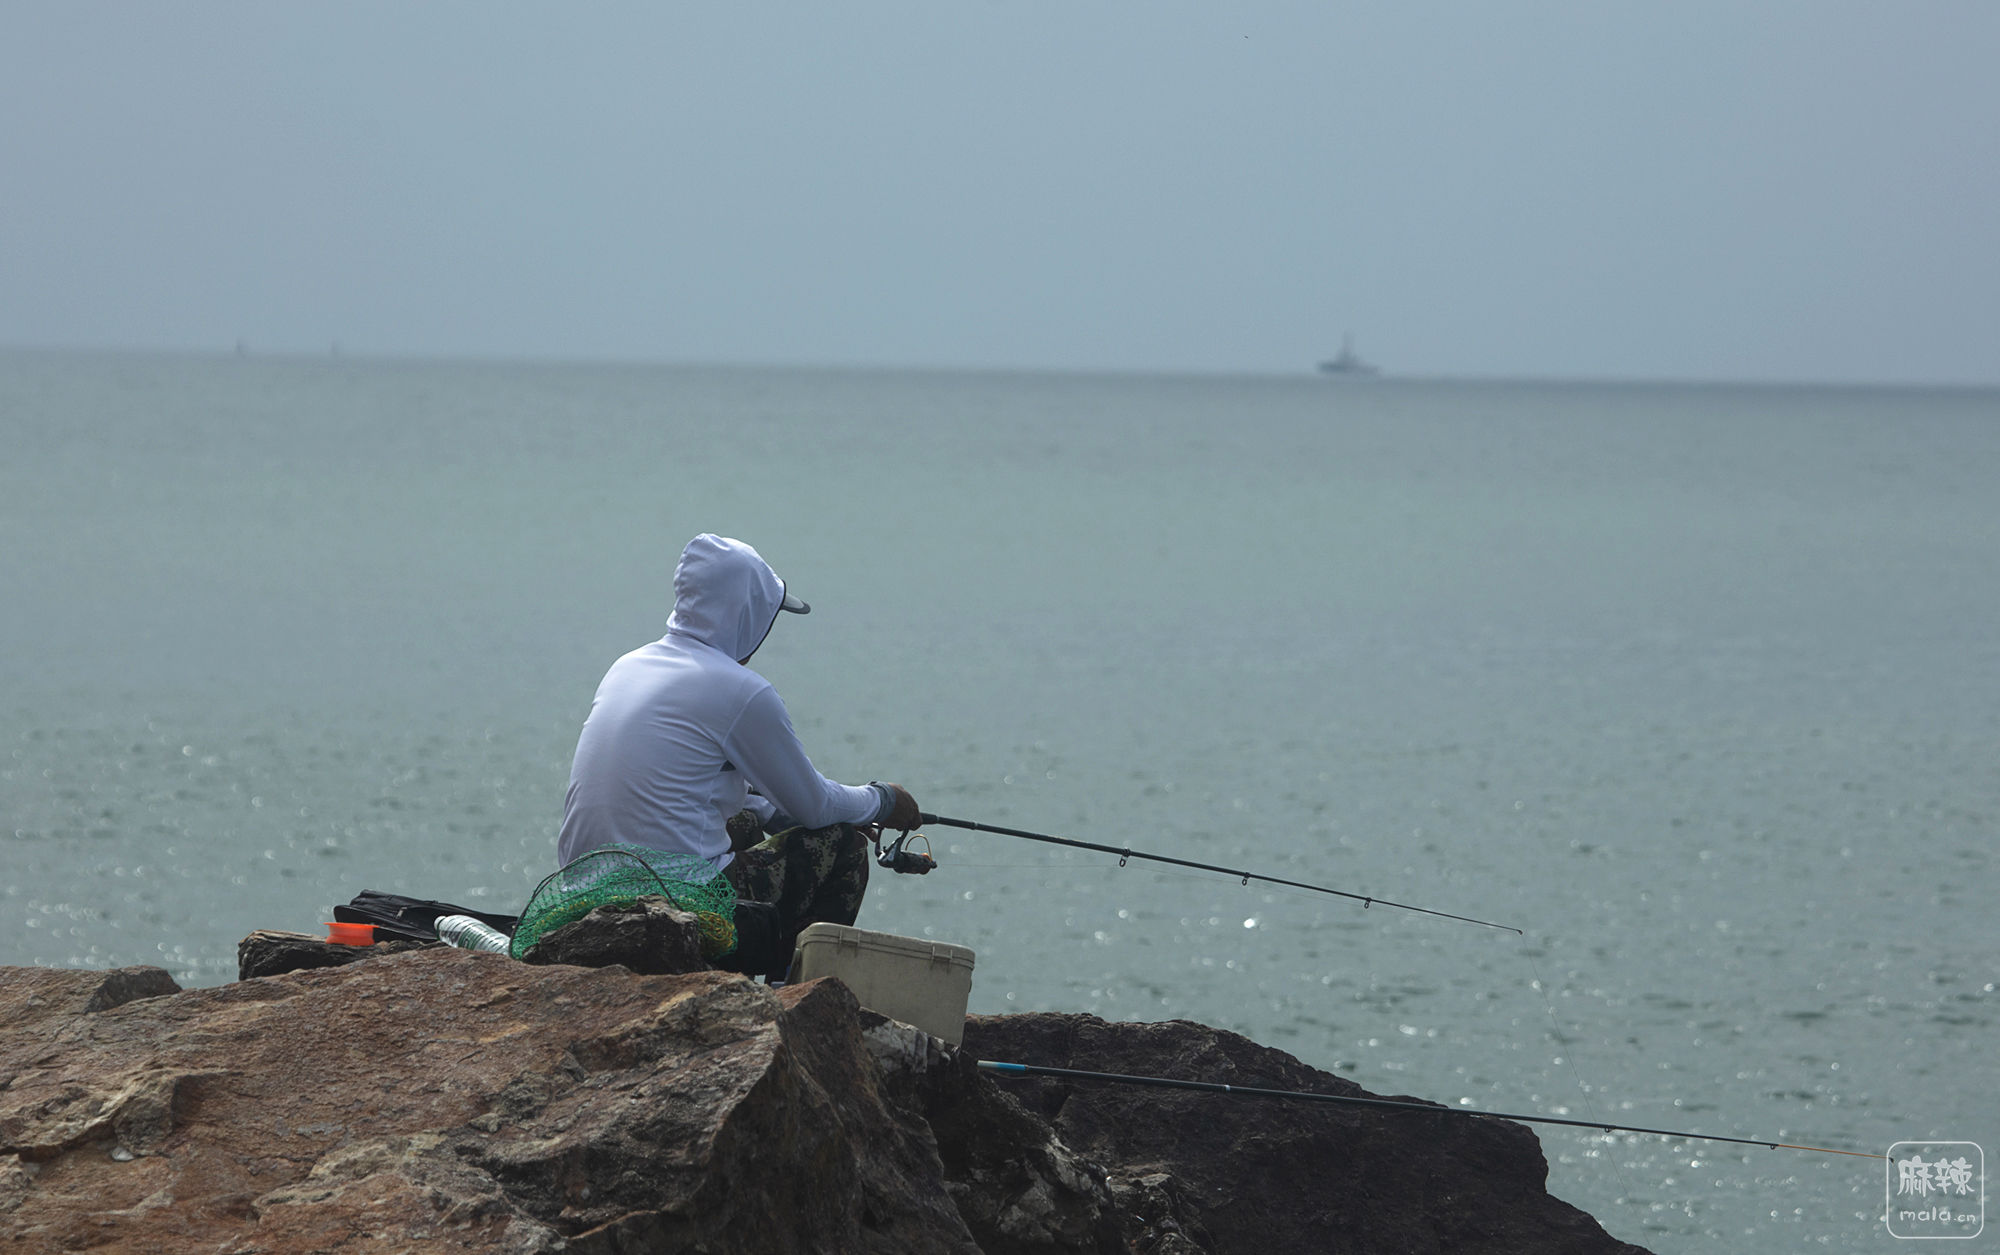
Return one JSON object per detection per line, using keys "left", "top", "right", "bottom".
{"left": 0, "top": 958, "right": 1649, "bottom": 1254}
{"left": 0, "top": 964, "right": 180, "bottom": 1032}
{"left": 518, "top": 896, "right": 708, "bottom": 975}
{"left": 0, "top": 951, "right": 978, "bottom": 1253}
{"left": 912, "top": 1042, "right": 1131, "bottom": 1254}
{"left": 962, "top": 1012, "right": 1652, "bottom": 1255}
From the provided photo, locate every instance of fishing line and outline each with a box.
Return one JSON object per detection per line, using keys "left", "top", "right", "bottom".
{"left": 1525, "top": 951, "right": 1611, "bottom": 1129}
{"left": 1521, "top": 947, "right": 1642, "bottom": 1199}
{"left": 976, "top": 1061, "right": 1886, "bottom": 1159}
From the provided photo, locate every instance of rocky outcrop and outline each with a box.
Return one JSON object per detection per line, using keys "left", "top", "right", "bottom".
{"left": 0, "top": 963, "right": 180, "bottom": 1028}
{"left": 519, "top": 898, "right": 708, "bottom": 976}
{"left": 962, "top": 1014, "right": 1651, "bottom": 1255}
{"left": 0, "top": 951, "right": 978, "bottom": 1253}
{"left": 0, "top": 952, "right": 1649, "bottom": 1254}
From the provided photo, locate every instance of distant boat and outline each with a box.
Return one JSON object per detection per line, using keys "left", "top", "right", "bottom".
{"left": 1317, "top": 333, "right": 1379, "bottom": 377}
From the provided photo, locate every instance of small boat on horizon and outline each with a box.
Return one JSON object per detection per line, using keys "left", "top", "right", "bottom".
{"left": 1317, "top": 333, "right": 1379, "bottom": 377}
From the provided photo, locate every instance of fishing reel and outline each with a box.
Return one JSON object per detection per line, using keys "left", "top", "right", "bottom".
{"left": 874, "top": 829, "right": 936, "bottom": 875}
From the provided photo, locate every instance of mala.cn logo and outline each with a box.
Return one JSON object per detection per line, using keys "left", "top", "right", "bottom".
{"left": 1887, "top": 1142, "right": 1983, "bottom": 1240}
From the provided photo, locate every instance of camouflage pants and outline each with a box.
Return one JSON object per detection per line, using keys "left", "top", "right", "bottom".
{"left": 722, "top": 819, "right": 872, "bottom": 959}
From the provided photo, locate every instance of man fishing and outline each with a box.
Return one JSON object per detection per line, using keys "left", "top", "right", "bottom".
{"left": 558, "top": 533, "right": 920, "bottom": 961}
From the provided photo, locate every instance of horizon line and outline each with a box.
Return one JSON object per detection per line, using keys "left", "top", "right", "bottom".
{"left": 2, "top": 339, "right": 1995, "bottom": 395}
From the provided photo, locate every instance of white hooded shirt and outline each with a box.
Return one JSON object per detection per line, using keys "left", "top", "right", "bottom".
{"left": 556, "top": 535, "right": 883, "bottom": 869}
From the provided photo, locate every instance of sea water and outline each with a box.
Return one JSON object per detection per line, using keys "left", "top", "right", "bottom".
{"left": 3, "top": 350, "right": 1995, "bottom": 1249}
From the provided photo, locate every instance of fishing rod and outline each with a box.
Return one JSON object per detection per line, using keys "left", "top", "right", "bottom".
{"left": 978, "top": 1061, "right": 1884, "bottom": 1160}
{"left": 916, "top": 813, "right": 1521, "bottom": 933}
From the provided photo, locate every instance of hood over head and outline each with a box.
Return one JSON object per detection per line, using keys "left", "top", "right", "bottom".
{"left": 665, "top": 534, "right": 808, "bottom": 662}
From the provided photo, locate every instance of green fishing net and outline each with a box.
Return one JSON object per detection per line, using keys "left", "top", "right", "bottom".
{"left": 510, "top": 844, "right": 738, "bottom": 960}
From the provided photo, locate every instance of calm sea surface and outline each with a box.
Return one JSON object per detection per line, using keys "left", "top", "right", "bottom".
{"left": 3, "top": 351, "right": 1995, "bottom": 1249}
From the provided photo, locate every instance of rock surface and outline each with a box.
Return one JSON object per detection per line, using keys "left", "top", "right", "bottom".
{"left": 0, "top": 963, "right": 181, "bottom": 1029}
{"left": 961, "top": 1013, "right": 1652, "bottom": 1255}
{"left": 519, "top": 898, "right": 708, "bottom": 976}
{"left": 0, "top": 953, "right": 1651, "bottom": 1254}
{"left": 0, "top": 951, "right": 975, "bottom": 1253}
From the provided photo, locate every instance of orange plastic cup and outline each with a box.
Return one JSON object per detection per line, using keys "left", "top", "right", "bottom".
{"left": 325, "top": 922, "right": 377, "bottom": 947}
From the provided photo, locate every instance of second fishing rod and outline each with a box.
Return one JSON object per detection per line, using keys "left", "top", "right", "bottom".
{"left": 909, "top": 812, "right": 1521, "bottom": 934}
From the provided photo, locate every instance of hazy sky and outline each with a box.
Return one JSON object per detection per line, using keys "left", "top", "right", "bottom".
{"left": 5, "top": 3, "right": 1996, "bottom": 384}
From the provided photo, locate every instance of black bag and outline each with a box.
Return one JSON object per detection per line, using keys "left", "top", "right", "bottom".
{"left": 335, "top": 891, "right": 520, "bottom": 943}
